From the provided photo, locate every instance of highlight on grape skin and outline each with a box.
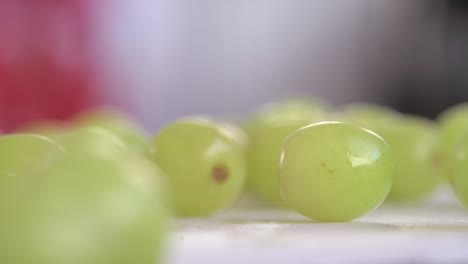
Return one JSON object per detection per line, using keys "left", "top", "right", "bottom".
{"left": 278, "top": 121, "right": 394, "bottom": 222}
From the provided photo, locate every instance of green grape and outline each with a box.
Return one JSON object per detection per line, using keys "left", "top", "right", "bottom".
{"left": 74, "top": 107, "right": 149, "bottom": 152}
{"left": 118, "top": 151, "right": 171, "bottom": 210}
{"left": 57, "top": 127, "right": 170, "bottom": 206}
{"left": 148, "top": 117, "right": 246, "bottom": 216}
{"left": 246, "top": 100, "right": 326, "bottom": 133}
{"left": 438, "top": 103, "right": 468, "bottom": 158}
{"left": 246, "top": 101, "right": 326, "bottom": 206}
{"left": 380, "top": 116, "right": 441, "bottom": 202}
{"left": 217, "top": 121, "right": 249, "bottom": 149}
{"left": 0, "top": 134, "right": 64, "bottom": 180}
{"left": 279, "top": 122, "right": 393, "bottom": 222}
{"left": 448, "top": 134, "right": 468, "bottom": 208}
{"left": 340, "top": 102, "right": 398, "bottom": 132}
{"left": 0, "top": 153, "right": 168, "bottom": 264}
{"left": 56, "top": 127, "right": 128, "bottom": 160}
{"left": 57, "top": 126, "right": 171, "bottom": 206}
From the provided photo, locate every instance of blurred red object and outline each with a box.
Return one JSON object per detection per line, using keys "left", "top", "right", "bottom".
{"left": 0, "top": 0, "right": 99, "bottom": 132}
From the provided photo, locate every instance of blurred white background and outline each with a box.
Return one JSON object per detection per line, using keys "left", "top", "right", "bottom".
{"left": 93, "top": 0, "right": 441, "bottom": 131}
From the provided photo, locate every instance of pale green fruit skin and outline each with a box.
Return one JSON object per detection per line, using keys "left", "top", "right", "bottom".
{"left": 438, "top": 104, "right": 468, "bottom": 168}
{"left": 380, "top": 117, "right": 441, "bottom": 202}
{"left": 0, "top": 134, "right": 64, "bottom": 179}
{"left": 279, "top": 122, "right": 393, "bottom": 222}
{"left": 74, "top": 108, "right": 149, "bottom": 152}
{"left": 246, "top": 101, "right": 325, "bottom": 206}
{"left": 247, "top": 124, "right": 310, "bottom": 206}
{"left": 57, "top": 127, "right": 128, "bottom": 160}
{"left": 148, "top": 117, "right": 246, "bottom": 217}
{"left": 0, "top": 154, "right": 168, "bottom": 264}
{"left": 340, "top": 103, "right": 399, "bottom": 132}
{"left": 58, "top": 127, "right": 171, "bottom": 208}
{"left": 118, "top": 152, "right": 171, "bottom": 210}
{"left": 56, "top": 126, "right": 171, "bottom": 208}
{"left": 448, "top": 134, "right": 468, "bottom": 208}
{"left": 217, "top": 122, "right": 249, "bottom": 150}
{"left": 341, "top": 103, "right": 396, "bottom": 119}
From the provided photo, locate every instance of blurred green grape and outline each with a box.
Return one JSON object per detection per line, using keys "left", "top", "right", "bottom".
{"left": 0, "top": 134, "right": 64, "bottom": 180}
{"left": 339, "top": 102, "right": 399, "bottom": 132}
{"left": 148, "top": 117, "right": 246, "bottom": 216}
{"left": 438, "top": 104, "right": 468, "bottom": 170}
{"left": 380, "top": 116, "right": 441, "bottom": 202}
{"left": 218, "top": 121, "right": 249, "bottom": 150}
{"left": 246, "top": 100, "right": 326, "bottom": 206}
{"left": 448, "top": 133, "right": 468, "bottom": 208}
{"left": 74, "top": 107, "right": 149, "bottom": 152}
{"left": 57, "top": 127, "right": 128, "bottom": 160}
{"left": 0, "top": 153, "right": 168, "bottom": 264}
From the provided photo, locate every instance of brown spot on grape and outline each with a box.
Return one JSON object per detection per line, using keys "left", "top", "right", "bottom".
{"left": 321, "top": 162, "right": 334, "bottom": 173}
{"left": 212, "top": 164, "right": 230, "bottom": 183}
{"left": 432, "top": 152, "right": 444, "bottom": 168}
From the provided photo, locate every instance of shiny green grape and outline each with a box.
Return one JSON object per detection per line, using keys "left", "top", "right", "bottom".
{"left": 448, "top": 134, "right": 468, "bottom": 208}
{"left": 0, "top": 153, "right": 168, "bottom": 264}
{"left": 74, "top": 107, "right": 149, "bottom": 152}
{"left": 0, "top": 134, "right": 64, "bottom": 180}
{"left": 279, "top": 122, "right": 393, "bottom": 222}
{"left": 380, "top": 116, "right": 441, "bottom": 202}
{"left": 246, "top": 101, "right": 326, "bottom": 206}
{"left": 148, "top": 117, "right": 246, "bottom": 216}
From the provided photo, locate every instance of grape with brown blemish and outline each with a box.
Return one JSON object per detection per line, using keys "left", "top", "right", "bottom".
{"left": 147, "top": 117, "right": 246, "bottom": 217}
{"left": 212, "top": 164, "right": 230, "bottom": 184}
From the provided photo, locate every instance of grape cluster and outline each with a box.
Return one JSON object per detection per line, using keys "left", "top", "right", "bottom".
{"left": 246, "top": 101, "right": 466, "bottom": 217}
{"left": 0, "top": 109, "right": 167, "bottom": 264}
{"left": 1, "top": 101, "right": 468, "bottom": 263}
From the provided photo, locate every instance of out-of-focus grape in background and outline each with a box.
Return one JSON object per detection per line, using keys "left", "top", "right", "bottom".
{"left": 0, "top": 0, "right": 450, "bottom": 132}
